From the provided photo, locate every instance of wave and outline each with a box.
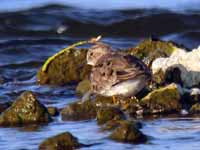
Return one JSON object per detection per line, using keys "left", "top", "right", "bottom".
{"left": 0, "top": 0, "right": 199, "bottom": 13}
{"left": 0, "top": 5, "right": 199, "bottom": 38}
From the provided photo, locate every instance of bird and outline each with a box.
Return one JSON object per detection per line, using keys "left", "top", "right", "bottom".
{"left": 83, "top": 40, "right": 151, "bottom": 104}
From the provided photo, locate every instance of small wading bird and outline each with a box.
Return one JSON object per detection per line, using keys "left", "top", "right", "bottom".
{"left": 82, "top": 36, "right": 151, "bottom": 104}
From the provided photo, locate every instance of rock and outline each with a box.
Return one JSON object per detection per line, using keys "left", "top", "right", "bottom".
{"left": 97, "top": 106, "right": 125, "bottom": 125}
{"left": 152, "top": 46, "right": 200, "bottom": 87}
{"left": 39, "top": 132, "right": 82, "bottom": 150}
{"left": 190, "top": 103, "right": 200, "bottom": 114}
{"left": 109, "top": 121, "right": 147, "bottom": 143}
{"left": 102, "top": 120, "right": 142, "bottom": 131}
{"left": 140, "top": 83, "right": 181, "bottom": 114}
{"left": 76, "top": 79, "right": 91, "bottom": 96}
{"left": 0, "top": 91, "right": 52, "bottom": 126}
{"left": 47, "top": 107, "right": 59, "bottom": 116}
{"left": 37, "top": 48, "right": 91, "bottom": 85}
{"left": 0, "top": 101, "right": 12, "bottom": 113}
{"left": 61, "top": 100, "right": 97, "bottom": 121}
{"left": 126, "top": 38, "right": 177, "bottom": 67}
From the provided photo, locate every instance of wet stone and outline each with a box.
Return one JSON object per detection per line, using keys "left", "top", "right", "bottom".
{"left": 190, "top": 103, "right": 200, "bottom": 114}
{"left": 140, "top": 83, "right": 181, "bottom": 114}
{"left": 61, "top": 100, "right": 97, "bottom": 121}
{"left": 39, "top": 132, "right": 82, "bottom": 150}
{"left": 109, "top": 121, "right": 147, "bottom": 143}
{"left": 47, "top": 107, "right": 59, "bottom": 116}
{"left": 0, "top": 91, "right": 52, "bottom": 126}
{"left": 97, "top": 106, "right": 125, "bottom": 125}
{"left": 37, "top": 48, "right": 91, "bottom": 85}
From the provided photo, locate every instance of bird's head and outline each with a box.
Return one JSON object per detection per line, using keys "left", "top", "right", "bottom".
{"left": 87, "top": 43, "right": 112, "bottom": 66}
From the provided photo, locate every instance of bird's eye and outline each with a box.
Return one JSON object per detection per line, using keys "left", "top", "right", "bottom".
{"left": 90, "top": 52, "right": 93, "bottom": 56}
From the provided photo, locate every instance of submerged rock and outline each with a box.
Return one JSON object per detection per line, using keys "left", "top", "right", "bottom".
{"left": 37, "top": 48, "right": 91, "bottom": 85}
{"left": 126, "top": 39, "right": 177, "bottom": 66}
{"left": 61, "top": 100, "right": 97, "bottom": 121}
{"left": 97, "top": 106, "right": 125, "bottom": 125}
{"left": 0, "top": 91, "right": 52, "bottom": 126}
{"left": 109, "top": 121, "right": 147, "bottom": 143}
{"left": 140, "top": 83, "right": 181, "bottom": 114}
{"left": 152, "top": 46, "right": 200, "bottom": 87}
{"left": 76, "top": 79, "right": 91, "bottom": 96}
{"left": 47, "top": 107, "right": 59, "bottom": 116}
{"left": 39, "top": 132, "right": 82, "bottom": 150}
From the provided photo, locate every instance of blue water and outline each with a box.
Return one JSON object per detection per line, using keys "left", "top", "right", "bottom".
{"left": 0, "top": 1, "right": 199, "bottom": 150}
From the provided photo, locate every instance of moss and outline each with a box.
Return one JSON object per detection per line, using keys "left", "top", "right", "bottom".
{"left": 126, "top": 39, "right": 177, "bottom": 67}
{"left": 97, "top": 106, "right": 125, "bottom": 125}
{"left": 37, "top": 48, "right": 91, "bottom": 85}
{"left": 39, "top": 132, "right": 82, "bottom": 150}
{"left": 109, "top": 121, "right": 147, "bottom": 143}
{"left": 61, "top": 100, "right": 97, "bottom": 121}
{"left": 0, "top": 91, "right": 52, "bottom": 126}
{"left": 140, "top": 83, "right": 181, "bottom": 114}
{"left": 76, "top": 79, "right": 91, "bottom": 96}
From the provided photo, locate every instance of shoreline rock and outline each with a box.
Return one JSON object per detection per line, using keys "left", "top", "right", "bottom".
{"left": 39, "top": 132, "right": 83, "bottom": 150}
{"left": 0, "top": 91, "right": 52, "bottom": 126}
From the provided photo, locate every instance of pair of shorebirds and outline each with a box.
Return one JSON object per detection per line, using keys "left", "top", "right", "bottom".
{"left": 83, "top": 36, "right": 151, "bottom": 103}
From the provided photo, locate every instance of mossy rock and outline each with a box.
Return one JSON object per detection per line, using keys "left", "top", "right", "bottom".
{"left": 47, "top": 107, "right": 59, "bottom": 116}
{"left": 39, "top": 132, "right": 82, "bottom": 150}
{"left": 94, "top": 95, "right": 118, "bottom": 106}
{"left": 126, "top": 39, "right": 177, "bottom": 67}
{"left": 61, "top": 100, "right": 97, "bottom": 121}
{"left": 140, "top": 83, "right": 181, "bottom": 114}
{"left": 76, "top": 79, "right": 91, "bottom": 96}
{"left": 97, "top": 106, "right": 125, "bottom": 125}
{"left": 102, "top": 120, "right": 142, "bottom": 131}
{"left": 109, "top": 121, "right": 147, "bottom": 143}
{"left": 0, "top": 91, "right": 52, "bottom": 126}
{"left": 37, "top": 48, "right": 91, "bottom": 85}
{"left": 190, "top": 103, "right": 200, "bottom": 114}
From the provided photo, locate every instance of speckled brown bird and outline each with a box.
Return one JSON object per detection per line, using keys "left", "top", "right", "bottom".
{"left": 85, "top": 42, "right": 151, "bottom": 101}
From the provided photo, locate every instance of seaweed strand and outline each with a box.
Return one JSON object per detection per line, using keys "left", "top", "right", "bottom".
{"left": 41, "top": 36, "right": 101, "bottom": 73}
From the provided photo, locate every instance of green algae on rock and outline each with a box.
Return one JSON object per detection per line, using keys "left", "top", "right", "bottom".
{"left": 97, "top": 106, "right": 125, "bottom": 125}
{"left": 126, "top": 38, "right": 177, "bottom": 66}
{"left": 109, "top": 120, "right": 147, "bottom": 143}
{"left": 61, "top": 100, "right": 97, "bottom": 121}
{"left": 37, "top": 48, "right": 91, "bottom": 85}
{"left": 39, "top": 132, "right": 82, "bottom": 150}
{"left": 0, "top": 91, "right": 52, "bottom": 126}
{"left": 140, "top": 83, "right": 181, "bottom": 114}
{"left": 76, "top": 79, "right": 91, "bottom": 96}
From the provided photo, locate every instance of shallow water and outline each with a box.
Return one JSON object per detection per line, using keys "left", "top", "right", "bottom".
{"left": 0, "top": 1, "right": 199, "bottom": 150}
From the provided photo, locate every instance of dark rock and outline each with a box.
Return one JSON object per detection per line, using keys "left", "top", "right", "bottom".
{"left": 61, "top": 100, "right": 97, "bottom": 121}
{"left": 37, "top": 48, "right": 91, "bottom": 85}
{"left": 0, "top": 101, "right": 12, "bottom": 113}
{"left": 47, "top": 107, "right": 59, "bottom": 116}
{"left": 109, "top": 121, "right": 147, "bottom": 143}
{"left": 76, "top": 79, "right": 91, "bottom": 96}
{"left": 39, "top": 132, "right": 82, "bottom": 150}
{"left": 0, "top": 91, "right": 52, "bottom": 126}
{"left": 97, "top": 106, "right": 125, "bottom": 125}
{"left": 140, "top": 83, "right": 181, "bottom": 114}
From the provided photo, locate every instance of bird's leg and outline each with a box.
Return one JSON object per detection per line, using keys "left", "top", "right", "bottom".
{"left": 112, "top": 95, "right": 118, "bottom": 105}
{"left": 81, "top": 90, "right": 92, "bottom": 103}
